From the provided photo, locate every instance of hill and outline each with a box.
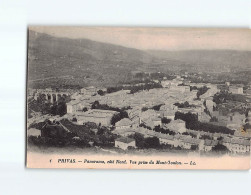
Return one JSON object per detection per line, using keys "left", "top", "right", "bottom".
{"left": 28, "top": 30, "right": 159, "bottom": 89}
{"left": 148, "top": 50, "right": 251, "bottom": 73}
{"left": 28, "top": 30, "right": 251, "bottom": 89}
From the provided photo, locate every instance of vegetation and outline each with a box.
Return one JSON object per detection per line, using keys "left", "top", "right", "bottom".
{"left": 174, "top": 101, "right": 195, "bottom": 108}
{"left": 212, "top": 144, "right": 229, "bottom": 153}
{"left": 151, "top": 104, "right": 163, "bottom": 111}
{"left": 161, "top": 117, "right": 171, "bottom": 124}
{"left": 97, "top": 89, "right": 105, "bottom": 96}
{"left": 175, "top": 112, "right": 234, "bottom": 135}
{"left": 29, "top": 119, "right": 119, "bottom": 148}
{"left": 200, "top": 135, "right": 212, "bottom": 140}
{"left": 106, "top": 82, "right": 162, "bottom": 94}
{"left": 153, "top": 125, "right": 176, "bottom": 135}
{"left": 139, "top": 123, "right": 152, "bottom": 130}
{"left": 28, "top": 95, "right": 69, "bottom": 117}
{"left": 141, "top": 107, "right": 148, "bottom": 112}
{"left": 129, "top": 133, "right": 160, "bottom": 149}
{"left": 213, "top": 91, "right": 247, "bottom": 104}
{"left": 182, "top": 132, "right": 196, "bottom": 138}
{"left": 197, "top": 86, "right": 209, "bottom": 98}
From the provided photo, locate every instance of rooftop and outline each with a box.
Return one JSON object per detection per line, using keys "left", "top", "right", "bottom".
{"left": 115, "top": 137, "right": 135, "bottom": 144}
{"left": 115, "top": 118, "right": 133, "bottom": 127}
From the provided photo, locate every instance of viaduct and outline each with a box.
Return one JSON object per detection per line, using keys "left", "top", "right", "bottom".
{"left": 34, "top": 89, "right": 70, "bottom": 104}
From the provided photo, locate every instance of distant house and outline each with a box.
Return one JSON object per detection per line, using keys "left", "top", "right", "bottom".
{"left": 80, "top": 86, "right": 97, "bottom": 96}
{"left": 161, "top": 110, "right": 175, "bottom": 120}
{"left": 115, "top": 118, "right": 133, "bottom": 130}
{"left": 229, "top": 86, "right": 243, "bottom": 94}
{"left": 170, "top": 85, "right": 190, "bottom": 93}
{"left": 115, "top": 137, "right": 136, "bottom": 150}
{"left": 164, "top": 119, "right": 186, "bottom": 134}
{"left": 66, "top": 101, "right": 81, "bottom": 114}
{"left": 152, "top": 117, "right": 162, "bottom": 127}
{"left": 222, "top": 137, "right": 250, "bottom": 154}
{"left": 161, "top": 80, "right": 171, "bottom": 88}
{"left": 203, "top": 139, "right": 218, "bottom": 152}
{"left": 27, "top": 128, "right": 41, "bottom": 137}
{"left": 75, "top": 109, "right": 119, "bottom": 126}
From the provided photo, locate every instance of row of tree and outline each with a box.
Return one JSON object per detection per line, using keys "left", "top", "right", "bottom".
{"left": 174, "top": 112, "right": 235, "bottom": 135}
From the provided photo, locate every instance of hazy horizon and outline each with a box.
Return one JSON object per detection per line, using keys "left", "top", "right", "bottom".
{"left": 29, "top": 27, "right": 251, "bottom": 51}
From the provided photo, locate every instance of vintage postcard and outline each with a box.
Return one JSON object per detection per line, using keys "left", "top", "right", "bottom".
{"left": 26, "top": 27, "right": 251, "bottom": 169}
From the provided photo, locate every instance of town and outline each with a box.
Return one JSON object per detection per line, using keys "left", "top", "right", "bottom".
{"left": 27, "top": 71, "right": 251, "bottom": 155}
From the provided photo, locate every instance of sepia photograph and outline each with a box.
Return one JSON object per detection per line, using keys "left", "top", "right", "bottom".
{"left": 26, "top": 27, "right": 251, "bottom": 169}
{"left": 2, "top": 0, "right": 251, "bottom": 195}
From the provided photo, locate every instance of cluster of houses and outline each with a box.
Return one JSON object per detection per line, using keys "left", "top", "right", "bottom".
{"left": 112, "top": 123, "right": 250, "bottom": 153}
{"left": 28, "top": 76, "right": 251, "bottom": 154}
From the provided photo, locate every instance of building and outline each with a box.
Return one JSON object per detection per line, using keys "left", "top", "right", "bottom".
{"left": 222, "top": 137, "right": 250, "bottom": 154}
{"left": 80, "top": 86, "right": 97, "bottom": 96}
{"left": 27, "top": 128, "right": 41, "bottom": 137}
{"left": 66, "top": 101, "right": 82, "bottom": 113}
{"left": 161, "top": 110, "right": 175, "bottom": 120}
{"left": 75, "top": 109, "right": 118, "bottom": 126}
{"left": 161, "top": 80, "right": 171, "bottom": 88}
{"left": 203, "top": 139, "right": 218, "bottom": 152}
{"left": 205, "top": 98, "right": 215, "bottom": 113}
{"left": 179, "top": 137, "right": 202, "bottom": 150}
{"left": 152, "top": 117, "right": 162, "bottom": 127}
{"left": 164, "top": 119, "right": 186, "bottom": 134}
{"left": 115, "top": 137, "right": 136, "bottom": 150}
{"left": 115, "top": 118, "right": 133, "bottom": 130}
{"left": 170, "top": 85, "right": 190, "bottom": 93}
{"left": 229, "top": 86, "right": 243, "bottom": 94}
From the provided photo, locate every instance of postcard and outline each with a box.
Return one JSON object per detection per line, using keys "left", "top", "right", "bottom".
{"left": 26, "top": 27, "right": 251, "bottom": 169}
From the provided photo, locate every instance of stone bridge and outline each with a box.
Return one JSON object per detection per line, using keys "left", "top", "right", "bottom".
{"left": 34, "top": 90, "right": 70, "bottom": 104}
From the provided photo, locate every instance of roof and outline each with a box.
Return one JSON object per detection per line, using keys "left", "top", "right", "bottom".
{"left": 204, "top": 139, "right": 218, "bottom": 146}
{"left": 180, "top": 137, "right": 201, "bottom": 145}
{"left": 115, "top": 137, "right": 135, "bottom": 144}
{"left": 66, "top": 100, "right": 80, "bottom": 106}
{"left": 230, "top": 138, "right": 250, "bottom": 146}
{"left": 115, "top": 118, "right": 133, "bottom": 127}
{"left": 76, "top": 109, "right": 118, "bottom": 118}
{"left": 172, "top": 119, "right": 186, "bottom": 124}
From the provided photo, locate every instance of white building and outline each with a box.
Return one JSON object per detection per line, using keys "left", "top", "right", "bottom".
{"left": 80, "top": 86, "right": 97, "bottom": 96}
{"left": 164, "top": 119, "right": 187, "bottom": 134}
{"left": 115, "top": 118, "right": 133, "bottom": 130}
{"left": 115, "top": 137, "right": 136, "bottom": 150}
{"left": 229, "top": 86, "right": 243, "bottom": 94}
{"left": 75, "top": 109, "right": 118, "bottom": 126}
{"left": 27, "top": 128, "right": 41, "bottom": 137}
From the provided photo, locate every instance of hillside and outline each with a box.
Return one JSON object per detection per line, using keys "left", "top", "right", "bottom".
{"left": 28, "top": 30, "right": 158, "bottom": 88}
{"left": 28, "top": 30, "right": 251, "bottom": 89}
{"left": 148, "top": 50, "right": 251, "bottom": 73}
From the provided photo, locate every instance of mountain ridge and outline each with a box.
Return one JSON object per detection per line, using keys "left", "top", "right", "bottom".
{"left": 28, "top": 30, "right": 251, "bottom": 88}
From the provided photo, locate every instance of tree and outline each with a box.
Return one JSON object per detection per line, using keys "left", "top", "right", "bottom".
{"left": 132, "top": 133, "right": 145, "bottom": 148}
{"left": 91, "top": 101, "right": 100, "bottom": 109}
{"left": 161, "top": 117, "right": 171, "bottom": 124}
{"left": 144, "top": 137, "right": 160, "bottom": 149}
{"left": 197, "top": 86, "right": 209, "bottom": 98}
{"left": 191, "top": 145, "right": 198, "bottom": 150}
{"left": 82, "top": 107, "right": 88, "bottom": 112}
{"left": 141, "top": 107, "right": 148, "bottom": 112}
{"left": 97, "top": 90, "right": 105, "bottom": 96}
{"left": 152, "top": 104, "right": 163, "bottom": 111}
{"left": 110, "top": 111, "right": 129, "bottom": 126}
{"left": 212, "top": 144, "right": 229, "bottom": 153}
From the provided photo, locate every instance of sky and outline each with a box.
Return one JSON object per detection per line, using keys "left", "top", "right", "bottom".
{"left": 29, "top": 26, "right": 251, "bottom": 51}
